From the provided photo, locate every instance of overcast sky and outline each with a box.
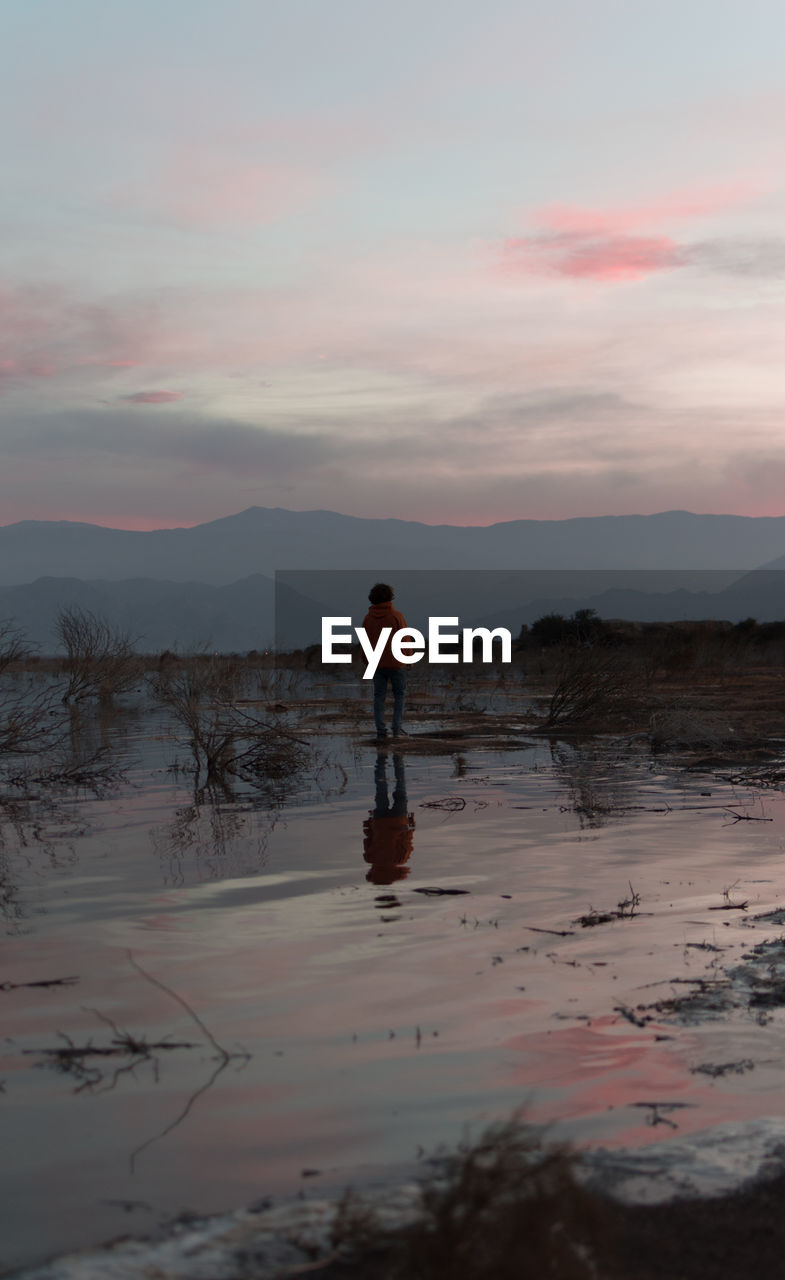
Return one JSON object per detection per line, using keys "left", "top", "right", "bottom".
{"left": 2, "top": 0, "right": 785, "bottom": 529}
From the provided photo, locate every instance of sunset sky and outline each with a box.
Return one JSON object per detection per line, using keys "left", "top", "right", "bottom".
{"left": 2, "top": 0, "right": 785, "bottom": 529}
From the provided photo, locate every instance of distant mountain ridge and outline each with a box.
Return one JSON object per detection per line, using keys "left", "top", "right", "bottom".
{"left": 4, "top": 565, "right": 785, "bottom": 656}
{"left": 1, "top": 508, "right": 784, "bottom": 652}
{"left": 0, "top": 575, "right": 274, "bottom": 653}
{"left": 2, "top": 507, "right": 785, "bottom": 586}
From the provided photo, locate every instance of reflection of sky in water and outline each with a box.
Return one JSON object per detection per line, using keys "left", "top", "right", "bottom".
{"left": 3, "top": 703, "right": 785, "bottom": 1270}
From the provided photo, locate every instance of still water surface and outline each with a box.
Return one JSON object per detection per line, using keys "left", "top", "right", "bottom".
{"left": 3, "top": 699, "right": 785, "bottom": 1271}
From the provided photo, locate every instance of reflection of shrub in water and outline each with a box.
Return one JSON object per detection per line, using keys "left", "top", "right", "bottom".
{"left": 0, "top": 794, "right": 82, "bottom": 932}
{"left": 331, "top": 1115, "right": 605, "bottom": 1279}
{"left": 0, "top": 621, "right": 67, "bottom": 767}
{"left": 648, "top": 704, "right": 732, "bottom": 752}
{"left": 153, "top": 790, "right": 280, "bottom": 885}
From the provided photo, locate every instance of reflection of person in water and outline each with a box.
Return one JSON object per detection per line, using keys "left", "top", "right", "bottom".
{"left": 363, "top": 753, "right": 415, "bottom": 884}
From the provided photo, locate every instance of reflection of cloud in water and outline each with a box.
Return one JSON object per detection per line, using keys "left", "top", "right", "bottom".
{"left": 502, "top": 1015, "right": 759, "bottom": 1149}
{"left": 152, "top": 784, "right": 278, "bottom": 886}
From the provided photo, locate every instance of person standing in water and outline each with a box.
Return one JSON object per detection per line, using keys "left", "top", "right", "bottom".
{"left": 362, "top": 582, "right": 408, "bottom": 742}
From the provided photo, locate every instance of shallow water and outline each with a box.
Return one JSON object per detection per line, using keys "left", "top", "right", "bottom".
{"left": 3, "top": 690, "right": 785, "bottom": 1273}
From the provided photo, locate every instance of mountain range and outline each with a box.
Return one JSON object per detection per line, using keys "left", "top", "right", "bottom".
{"left": 3, "top": 507, "right": 785, "bottom": 586}
{"left": 0, "top": 507, "right": 783, "bottom": 653}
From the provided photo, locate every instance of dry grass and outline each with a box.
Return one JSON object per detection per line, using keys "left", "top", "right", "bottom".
{"left": 329, "top": 1116, "right": 607, "bottom": 1280}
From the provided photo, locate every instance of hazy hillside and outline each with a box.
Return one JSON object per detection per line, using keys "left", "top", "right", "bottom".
{"left": 2, "top": 564, "right": 783, "bottom": 654}
{"left": 2, "top": 507, "right": 785, "bottom": 586}
{"left": 274, "top": 568, "right": 743, "bottom": 648}
{"left": 0, "top": 575, "right": 274, "bottom": 653}
{"left": 1, "top": 508, "right": 784, "bottom": 653}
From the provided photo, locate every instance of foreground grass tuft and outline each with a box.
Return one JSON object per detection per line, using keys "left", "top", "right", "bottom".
{"left": 329, "top": 1116, "right": 607, "bottom": 1279}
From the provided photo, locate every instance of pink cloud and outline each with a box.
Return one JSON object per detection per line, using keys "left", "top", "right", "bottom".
{"left": 0, "top": 283, "right": 164, "bottom": 393}
{"left": 502, "top": 180, "right": 758, "bottom": 283}
{"left": 504, "top": 232, "right": 685, "bottom": 281}
{"left": 122, "top": 390, "right": 183, "bottom": 404}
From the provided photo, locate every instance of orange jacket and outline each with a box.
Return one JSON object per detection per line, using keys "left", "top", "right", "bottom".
{"left": 362, "top": 601, "right": 407, "bottom": 669}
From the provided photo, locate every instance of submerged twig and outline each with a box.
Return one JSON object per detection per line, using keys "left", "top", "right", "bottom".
{"left": 723, "top": 809, "right": 772, "bottom": 824}
{"left": 0, "top": 975, "right": 79, "bottom": 992}
{"left": 419, "top": 796, "right": 467, "bottom": 812}
{"left": 23, "top": 953, "right": 249, "bottom": 1171}
{"left": 129, "top": 1057, "right": 231, "bottom": 1173}
{"left": 574, "top": 883, "right": 642, "bottom": 927}
{"left": 709, "top": 882, "right": 749, "bottom": 910}
{"left": 630, "top": 1101, "right": 692, "bottom": 1130}
{"left": 127, "top": 952, "right": 229, "bottom": 1062}
{"left": 125, "top": 951, "right": 250, "bottom": 1171}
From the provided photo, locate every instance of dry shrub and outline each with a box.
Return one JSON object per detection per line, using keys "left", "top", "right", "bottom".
{"left": 0, "top": 618, "right": 127, "bottom": 792}
{"left": 151, "top": 656, "right": 242, "bottom": 782}
{"left": 56, "top": 606, "right": 140, "bottom": 704}
{"left": 544, "top": 649, "right": 645, "bottom": 729}
{"left": 0, "top": 619, "right": 65, "bottom": 764}
{"left": 331, "top": 1116, "right": 607, "bottom": 1280}
{"left": 0, "top": 620, "right": 27, "bottom": 675}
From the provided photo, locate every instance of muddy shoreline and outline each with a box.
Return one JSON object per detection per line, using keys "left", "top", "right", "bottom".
{"left": 12, "top": 1121, "right": 785, "bottom": 1280}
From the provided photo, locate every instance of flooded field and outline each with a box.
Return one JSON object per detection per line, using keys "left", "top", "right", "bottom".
{"left": 3, "top": 666, "right": 785, "bottom": 1273}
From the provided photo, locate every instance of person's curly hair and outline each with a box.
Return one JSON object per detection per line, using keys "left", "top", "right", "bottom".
{"left": 368, "top": 582, "right": 394, "bottom": 604}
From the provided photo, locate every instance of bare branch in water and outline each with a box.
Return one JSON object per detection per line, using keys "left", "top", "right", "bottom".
{"left": 126, "top": 951, "right": 229, "bottom": 1062}
{"left": 0, "top": 975, "right": 79, "bottom": 992}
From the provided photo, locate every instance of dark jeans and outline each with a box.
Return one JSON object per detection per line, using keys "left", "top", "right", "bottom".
{"left": 372, "top": 667, "right": 405, "bottom": 736}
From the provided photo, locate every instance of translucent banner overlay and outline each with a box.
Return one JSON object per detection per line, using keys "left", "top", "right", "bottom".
{"left": 274, "top": 569, "right": 785, "bottom": 659}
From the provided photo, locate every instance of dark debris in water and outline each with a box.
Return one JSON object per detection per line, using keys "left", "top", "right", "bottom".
{"left": 631, "top": 932, "right": 785, "bottom": 1025}
{"left": 0, "top": 974, "right": 79, "bottom": 992}
{"left": 614, "top": 1005, "right": 651, "bottom": 1028}
{"left": 746, "top": 907, "right": 785, "bottom": 926}
{"left": 630, "top": 1100, "right": 695, "bottom": 1130}
{"left": 99, "top": 1198, "right": 154, "bottom": 1213}
{"left": 690, "top": 1060, "right": 755, "bottom": 1078}
{"left": 419, "top": 796, "right": 467, "bottom": 812}
{"left": 748, "top": 981, "right": 785, "bottom": 1009}
{"left": 728, "top": 936, "right": 785, "bottom": 1013}
{"left": 716, "top": 767, "right": 785, "bottom": 788}
{"left": 413, "top": 887, "right": 471, "bottom": 896}
{"left": 634, "top": 978, "right": 736, "bottom": 1024}
{"left": 576, "top": 910, "right": 616, "bottom": 927}
{"left": 574, "top": 883, "right": 642, "bottom": 927}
